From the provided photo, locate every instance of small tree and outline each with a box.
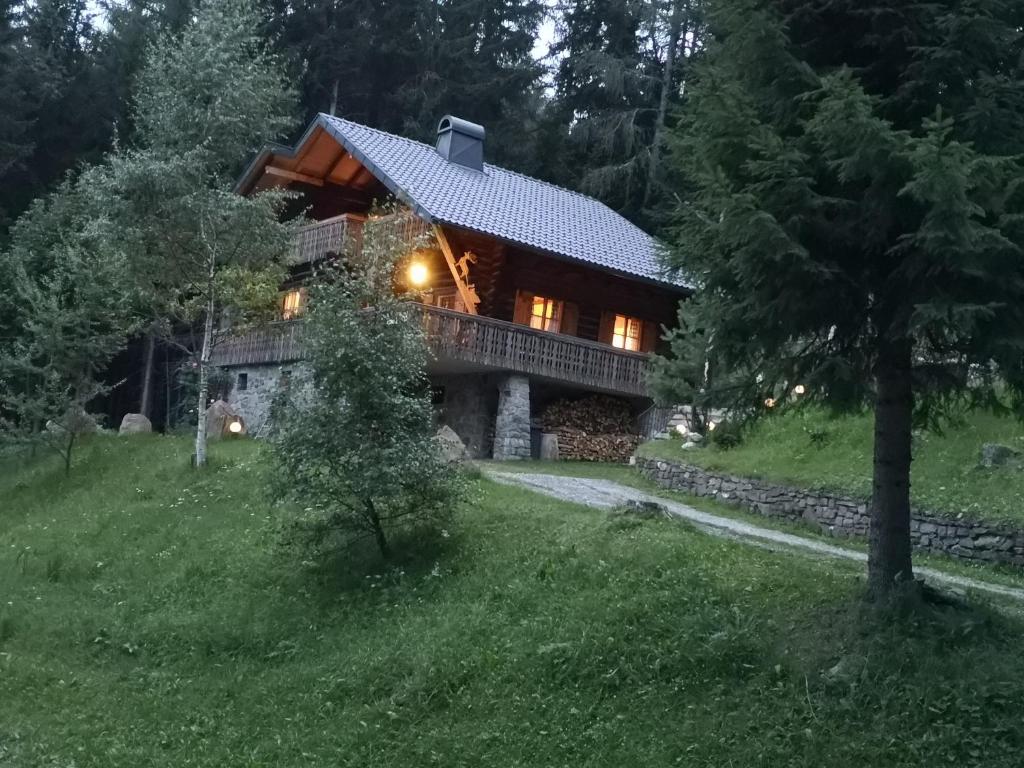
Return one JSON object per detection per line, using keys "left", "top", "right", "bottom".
{"left": 271, "top": 222, "right": 465, "bottom": 559}
{"left": 0, "top": 224, "right": 133, "bottom": 473}
{"left": 89, "top": 0, "right": 299, "bottom": 466}
{"left": 663, "top": 0, "right": 1024, "bottom": 598}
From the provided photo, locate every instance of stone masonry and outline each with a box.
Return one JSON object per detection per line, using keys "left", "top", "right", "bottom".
{"left": 435, "top": 375, "right": 493, "bottom": 459}
{"left": 637, "top": 457, "right": 1024, "bottom": 568}
{"left": 226, "top": 363, "right": 309, "bottom": 436}
{"left": 493, "top": 374, "right": 532, "bottom": 460}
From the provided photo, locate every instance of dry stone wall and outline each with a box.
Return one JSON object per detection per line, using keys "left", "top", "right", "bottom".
{"left": 637, "top": 457, "right": 1024, "bottom": 567}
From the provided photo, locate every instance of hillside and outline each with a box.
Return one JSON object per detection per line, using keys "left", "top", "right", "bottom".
{"left": 640, "top": 409, "right": 1024, "bottom": 524}
{"left": 3, "top": 436, "right": 1024, "bottom": 766}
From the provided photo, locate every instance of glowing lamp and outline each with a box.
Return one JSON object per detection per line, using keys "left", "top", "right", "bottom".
{"left": 707, "top": 421, "right": 717, "bottom": 431}
{"left": 764, "top": 397, "right": 776, "bottom": 408}
{"left": 408, "top": 262, "right": 429, "bottom": 287}
{"left": 794, "top": 384, "right": 806, "bottom": 395}
{"left": 228, "top": 420, "right": 243, "bottom": 434}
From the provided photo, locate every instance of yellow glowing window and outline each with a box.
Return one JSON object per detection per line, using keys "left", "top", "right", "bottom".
{"left": 529, "top": 296, "right": 562, "bottom": 332}
{"left": 281, "top": 289, "right": 305, "bottom": 320}
{"left": 612, "top": 314, "right": 643, "bottom": 351}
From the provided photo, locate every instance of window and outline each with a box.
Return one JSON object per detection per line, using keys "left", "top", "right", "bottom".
{"left": 612, "top": 314, "right": 643, "bottom": 351}
{"left": 280, "top": 370, "right": 292, "bottom": 390}
{"left": 281, "top": 289, "right": 305, "bottom": 320}
{"left": 236, "top": 373, "right": 248, "bottom": 392}
{"left": 529, "top": 295, "right": 562, "bottom": 332}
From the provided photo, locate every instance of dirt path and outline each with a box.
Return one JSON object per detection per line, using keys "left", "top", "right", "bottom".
{"left": 487, "top": 470, "right": 1024, "bottom": 604}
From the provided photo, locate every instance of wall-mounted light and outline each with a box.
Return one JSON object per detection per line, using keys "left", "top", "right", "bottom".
{"left": 408, "top": 261, "right": 429, "bottom": 287}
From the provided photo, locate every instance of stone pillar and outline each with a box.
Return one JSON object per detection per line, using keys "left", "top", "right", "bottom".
{"left": 493, "top": 374, "right": 532, "bottom": 460}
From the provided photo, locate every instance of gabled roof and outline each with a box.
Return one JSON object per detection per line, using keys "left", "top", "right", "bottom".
{"left": 237, "top": 114, "right": 689, "bottom": 290}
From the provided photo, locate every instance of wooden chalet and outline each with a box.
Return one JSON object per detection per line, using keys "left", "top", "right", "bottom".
{"left": 214, "top": 114, "right": 690, "bottom": 458}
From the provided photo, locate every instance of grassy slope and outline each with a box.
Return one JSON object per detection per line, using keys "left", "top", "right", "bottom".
{"left": 3, "top": 437, "right": 1024, "bottom": 766}
{"left": 639, "top": 408, "right": 1024, "bottom": 523}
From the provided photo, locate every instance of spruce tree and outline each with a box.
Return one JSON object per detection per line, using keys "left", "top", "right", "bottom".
{"left": 664, "top": 0, "right": 1024, "bottom": 597}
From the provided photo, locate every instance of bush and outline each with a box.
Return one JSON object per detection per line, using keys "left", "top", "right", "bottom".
{"left": 710, "top": 419, "right": 743, "bottom": 449}
{"left": 270, "top": 218, "right": 466, "bottom": 560}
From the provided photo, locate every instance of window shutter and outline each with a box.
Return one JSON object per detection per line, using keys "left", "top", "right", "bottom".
{"left": 561, "top": 302, "right": 579, "bottom": 336}
{"left": 513, "top": 290, "right": 534, "bottom": 325}
{"left": 598, "top": 311, "right": 616, "bottom": 344}
{"left": 641, "top": 320, "right": 660, "bottom": 353}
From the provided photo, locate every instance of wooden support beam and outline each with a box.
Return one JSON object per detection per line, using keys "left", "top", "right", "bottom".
{"left": 263, "top": 166, "right": 325, "bottom": 187}
{"left": 433, "top": 225, "right": 479, "bottom": 315}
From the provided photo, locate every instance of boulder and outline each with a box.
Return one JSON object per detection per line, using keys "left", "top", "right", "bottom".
{"left": 119, "top": 413, "right": 152, "bottom": 435}
{"left": 685, "top": 431, "right": 704, "bottom": 443}
{"left": 205, "top": 400, "right": 245, "bottom": 440}
{"left": 979, "top": 443, "right": 1020, "bottom": 469}
{"left": 435, "top": 424, "right": 468, "bottom": 463}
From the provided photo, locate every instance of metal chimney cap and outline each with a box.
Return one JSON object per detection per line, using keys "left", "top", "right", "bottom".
{"left": 435, "top": 115, "right": 486, "bottom": 171}
{"left": 437, "top": 115, "right": 485, "bottom": 142}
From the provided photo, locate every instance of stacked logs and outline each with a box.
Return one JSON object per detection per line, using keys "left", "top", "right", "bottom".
{"left": 540, "top": 395, "right": 640, "bottom": 463}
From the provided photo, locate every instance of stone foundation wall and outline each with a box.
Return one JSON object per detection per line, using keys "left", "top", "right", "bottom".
{"left": 226, "top": 363, "right": 309, "bottom": 435}
{"left": 435, "top": 375, "right": 495, "bottom": 459}
{"left": 637, "top": 457, "right": 1024, "bottom": 567}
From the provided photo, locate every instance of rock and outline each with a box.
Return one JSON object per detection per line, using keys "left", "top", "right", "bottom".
{"left": 613, "top": 500, "right": 668, "bottom": 519}
{"left": 979, "top": 442, "right": 1021, "bottom": 468}
{"left": 685, "top": 431, "right": 704, "bottom": 443}
{"left": 680, "top": 441, "right": 700, "bottom": 450}
{"left": 435, "top": 424, "right": 468, "bottom": 463}
{"left": 205, "top": 400, "right": 245, "bottom": 440}
{"left": 119, "top": 413, "right": 152, "bottom": 435}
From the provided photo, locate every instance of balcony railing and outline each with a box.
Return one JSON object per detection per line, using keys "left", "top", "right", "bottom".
{"left": 420, "top": 305, "right": 651, "bottom": 396}
{"left": 291, "top": 211, "right": 431, "bottom": 265}
{"left": 210, "top": 320, "right": 304, "bottom": 367}
{"left": 210, "top": 305, "right": 652, "bottom": 397}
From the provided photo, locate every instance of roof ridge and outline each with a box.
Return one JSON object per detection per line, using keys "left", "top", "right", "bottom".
{"left": 319, "top": 112, "right": 614, "bottom": 211}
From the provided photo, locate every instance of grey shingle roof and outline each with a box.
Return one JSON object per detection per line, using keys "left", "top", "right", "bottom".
{"left": 314, "top": 115, "right": 687, "bottom": 289}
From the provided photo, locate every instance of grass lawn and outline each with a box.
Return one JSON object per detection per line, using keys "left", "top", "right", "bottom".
{"left": 3, "top": 436, "right": 1024, "bottom": 766}
{"left": 638, "top": 407, "right": 1024, "bottom": 524}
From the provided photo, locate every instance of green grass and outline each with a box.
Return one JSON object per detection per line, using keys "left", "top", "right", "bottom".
{"left": 4, "top": 436, "right": 1024, "bottom": 766}
{"left": 638, "top": 408, "right": 1024, "bottom": 524}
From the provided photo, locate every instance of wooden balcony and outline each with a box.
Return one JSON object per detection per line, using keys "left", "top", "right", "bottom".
{"left": 291, "top": 211, "right": 431, "bottom": 264}
{"left": 420, "top": 305, "right": 651, "bottom": 396}
{"left": 210, "top": 305, "right": 652, "bottom": 397}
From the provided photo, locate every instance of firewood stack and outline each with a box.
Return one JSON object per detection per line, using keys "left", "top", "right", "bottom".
{"left": 540, "top": 395, "right": 640, "bottom": 462}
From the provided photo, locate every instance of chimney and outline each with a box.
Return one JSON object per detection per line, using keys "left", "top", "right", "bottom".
{"left": 435, "top": 115, "right": 485, "bottom": 171}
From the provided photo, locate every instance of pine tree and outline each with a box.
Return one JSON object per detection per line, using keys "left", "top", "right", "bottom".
{"left": 663, "top": 0, "right": 1024, "bottom": 597}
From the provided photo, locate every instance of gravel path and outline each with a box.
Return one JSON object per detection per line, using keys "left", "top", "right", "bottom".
{"left": 487, "top": 470, "right": 1024, "bottom": 603}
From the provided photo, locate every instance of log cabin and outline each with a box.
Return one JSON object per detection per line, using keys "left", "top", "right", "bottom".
{"left": 213, "top": 114, "right": 691, "bottom": 458}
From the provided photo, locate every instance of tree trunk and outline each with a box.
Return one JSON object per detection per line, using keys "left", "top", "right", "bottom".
{"left": 644, "top": 0, "right": 687, "bottom": 208}
{"left": 139, "top": 332, "right": 156, "bottom": 418}
{"left": 868, "top": 338, "right": 914, "bottom": 597}
{"left": 366, "top": 498, "right": 389, "bottom": 559}
{"left": 193, "top": 299, "right": 215, "bottom": 468}
{"left": 64, "top": 431, "right": 75, "bottom": 476}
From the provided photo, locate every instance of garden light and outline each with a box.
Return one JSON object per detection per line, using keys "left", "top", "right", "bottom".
{"left": 764, "top": 397, "right": 776, "bottom": 408}
{"left": 794, "top": 384, "right": 806, "bottom": 395}
{"left": 707, "top": 421, "right": 717, "bottom": 431}
{"left": 229, "top": 420, "right": 243, "bottom": 434}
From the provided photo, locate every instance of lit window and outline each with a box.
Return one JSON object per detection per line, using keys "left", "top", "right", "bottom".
{"left": 530, "top": 296, "right": 562, "bottom": 332}
{"left": 281, "top": 289, "right": 305, "bottom": 320}
{"left": 612, "top": 314, "right": 643, "bottom": 351}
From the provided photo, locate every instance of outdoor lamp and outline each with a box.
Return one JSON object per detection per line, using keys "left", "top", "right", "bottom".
{"left": 228, "top": 420, "right": 243, "bottom": 434}
{"left": 794, "top": 384, "right": 806, "bottom": 395}
{"left": 764, "top": 397, "right": 776, "bottom": 408}
{"left": 408, "top": 261, "right": 429, "bottom": 287}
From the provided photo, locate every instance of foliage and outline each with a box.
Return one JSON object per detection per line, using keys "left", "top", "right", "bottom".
{"left": 0, "top": 205, "right": 135, "bottom": 472}
{"left": 134, "top": 0, "right": 297, "bottom": 180}
{"left": 3, "top": 434, "right": 1024, "bottom": 765}
{"left": 271, "top": 221, "right": 466, "bottom": 558}
{"left": 708, "top": 418, "right": 742, "bottom": 449}
{"left": 662, "top": 0, "right": 1024, "bottom": 594}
